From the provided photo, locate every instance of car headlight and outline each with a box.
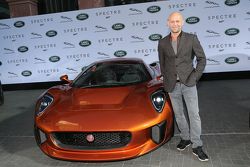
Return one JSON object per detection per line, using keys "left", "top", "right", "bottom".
{"left": 36, "top": 94, "right": 53, "bottom": 116}
{"left": 151, "top": 89, "right": 166, "bottom": 113}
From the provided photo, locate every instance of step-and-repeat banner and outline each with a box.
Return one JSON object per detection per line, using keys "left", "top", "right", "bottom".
{"left": 0, "top": 0, "right": 249, "bottom": 84}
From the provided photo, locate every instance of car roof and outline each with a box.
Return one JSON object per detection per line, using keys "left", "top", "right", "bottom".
{"left": 93, "top": 58, "right": 145, "bottom": 65}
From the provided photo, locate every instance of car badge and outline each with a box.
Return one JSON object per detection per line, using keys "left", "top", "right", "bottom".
{"left": 86, "top": 134, "right": 95, "bottom": 142}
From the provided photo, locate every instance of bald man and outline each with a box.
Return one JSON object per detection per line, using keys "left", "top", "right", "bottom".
{"left": 158, "top": 12, "right": 209, "bottom": 162}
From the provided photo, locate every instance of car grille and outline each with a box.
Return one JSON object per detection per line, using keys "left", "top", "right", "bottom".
{"left": 52, "top": 132, "right": 131, "bottom": 150}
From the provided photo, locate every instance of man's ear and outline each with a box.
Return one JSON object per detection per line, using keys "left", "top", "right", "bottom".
{"left": 181, "top": 20, "right": 184, "bottom": 26}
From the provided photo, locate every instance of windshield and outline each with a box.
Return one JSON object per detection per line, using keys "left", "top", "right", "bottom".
{"left": 72, "top": 62, "right": 151, "bottom": 88}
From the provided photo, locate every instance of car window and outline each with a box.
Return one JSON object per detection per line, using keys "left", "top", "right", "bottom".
{"left": 73, "top": 63, "right": 151, "bottom": 88}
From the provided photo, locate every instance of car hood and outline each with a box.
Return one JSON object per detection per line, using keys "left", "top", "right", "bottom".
{"left": 70, "top": 86, "right": 140, "bottom": 109}
{"left": 39, "top": 83, "right": 161, "bottom": 131}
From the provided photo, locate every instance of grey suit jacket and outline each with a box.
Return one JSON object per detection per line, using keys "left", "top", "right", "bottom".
{"left": 158, "top": 32, "right": 206, "bottom": 92}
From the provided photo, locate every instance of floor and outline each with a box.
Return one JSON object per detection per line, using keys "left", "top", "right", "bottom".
{"left": 0, "top": 79, "right": 250, "bottom": 167}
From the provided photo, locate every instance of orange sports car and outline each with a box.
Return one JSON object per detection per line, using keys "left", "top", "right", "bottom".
{"left": 34, "top": 58, "right": 174, "bottom": 161}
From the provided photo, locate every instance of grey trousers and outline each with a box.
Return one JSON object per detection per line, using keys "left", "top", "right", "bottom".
{"left": 168, "top": 83, "right": 203, "bottom": 148}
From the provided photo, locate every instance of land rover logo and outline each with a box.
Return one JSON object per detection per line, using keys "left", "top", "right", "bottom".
{"left": 225, "top": 28, "right": 239, "bottom": 36}
{"left": 0, "top": 61, "right": 2, "bottom": 66}
{"left": 225, "top": 0, "right": 240, "bottom": 6}
{"left": 76, "top": 13, "right": 89, "bottom": 20}
{"left": 114, "top": 50, "right": 127, "bottom": 57}
{"left": 149, "top": 34, "right": 162, "bottom": 41}
{"left": 225, "top": 57, "right": 239, "bottom": 64}
{"left": 112, "top": 23, "right": 125, "bottom": 30}
{"left": 49, "top": 56, "right": 60, "bottom": 62}
{"left": 18, "top": 46, "right": 28, "bottom": 53}
{"left": 46, "top": 30, "right": 57, "bottom": 37}
{"left": 186, "top": 17, "right": 200, "bottom": 24}
{"left": 21, "top": 70, "right": 32, "bottom": 77}
{"left": 14, "top": 21, "right": 25, "bottom": 28}
{"left": 147, "top": 6, "right": 161, "bottom": 13}
{"left": 79, "top": 40, "right": 91, "bottom": 47}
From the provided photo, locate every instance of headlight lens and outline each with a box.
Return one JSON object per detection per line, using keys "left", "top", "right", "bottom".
{"left": 36, "top": 94, "right": 53, "bottom": 116}
{"left": 151, "top": 89, "right": 166, "bottom": 113}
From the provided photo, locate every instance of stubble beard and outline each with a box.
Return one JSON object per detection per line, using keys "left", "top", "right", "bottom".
{"left": 171, "top": 27, "right": 181, "bottom": 34}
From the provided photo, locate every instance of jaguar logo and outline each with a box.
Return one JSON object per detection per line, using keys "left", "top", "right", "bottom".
{"left": 147, "top": 6, "right": 161, "bottom": 13}
{"left": 225, "top": 0, "right": 240, "bottom": 6}
{"left": 112, "top": 23, "right": 125, "bottom": 30}
{"left": 18, "top": 46, "right": 29, "bottom": 53}
{"left": 114, "top": 50, "right": 127, "bottom": 57}
{"left": 149, "top": 34, "right": 162, "bottom": 41}
{"left": 186, "top": 17, "right": 200, "bottom": 24}
{"left": 21, "top": 70, "right": 32, "bottom": 77}
{"left": 225, "top": 28, "right": 239, "bottom": 36}
{"left": 14, "top": 21, "right": 25, "bottom": 28}
{"left": 46, "top": 30, "right": 57, "bottom": 37}
{"left": 225, "top": 57, "right": 239, "bottom": 64}
{"left": 79, "top": 40, "right": 91, "bottom": 47}
{"left": 86, "top": 134, "right": 94, "bottom": 142}
{"left": 49, "top": 56, "right": 60, "bottom": 62}
{"left": 76, "top": 13, "right": 89, "bottom": 20}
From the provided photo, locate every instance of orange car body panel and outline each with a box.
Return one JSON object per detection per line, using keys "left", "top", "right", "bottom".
{"left": 34, "top": 59, "right": 173, "bottom": 161}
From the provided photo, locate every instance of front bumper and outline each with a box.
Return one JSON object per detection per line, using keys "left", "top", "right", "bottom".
{"left": 34, "top": 119, "right": 173, "bottom": 161}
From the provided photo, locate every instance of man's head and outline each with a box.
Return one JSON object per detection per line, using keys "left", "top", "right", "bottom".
{"left": 167, "top": 12, "right": 184, "bottom": 34}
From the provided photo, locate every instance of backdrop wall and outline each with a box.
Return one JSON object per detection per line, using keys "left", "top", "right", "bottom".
{"left": 0, "top": 0, "right": 249, "bottom": 84}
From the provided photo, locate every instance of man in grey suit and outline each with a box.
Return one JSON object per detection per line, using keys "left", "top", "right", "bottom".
{"left": 158, "top": 12, "right": 209, "bottom": 161}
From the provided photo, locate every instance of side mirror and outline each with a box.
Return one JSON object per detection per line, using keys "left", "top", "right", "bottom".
{"left": 60, "top": 75, "right": 71, "bottom": 84}
{"left": 156, "top": 75, "right": 163, "bottom": 81}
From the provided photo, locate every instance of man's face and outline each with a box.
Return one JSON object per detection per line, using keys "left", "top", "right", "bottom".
{"left": 167, "top": 13, "right": 183, "bottom": 34}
